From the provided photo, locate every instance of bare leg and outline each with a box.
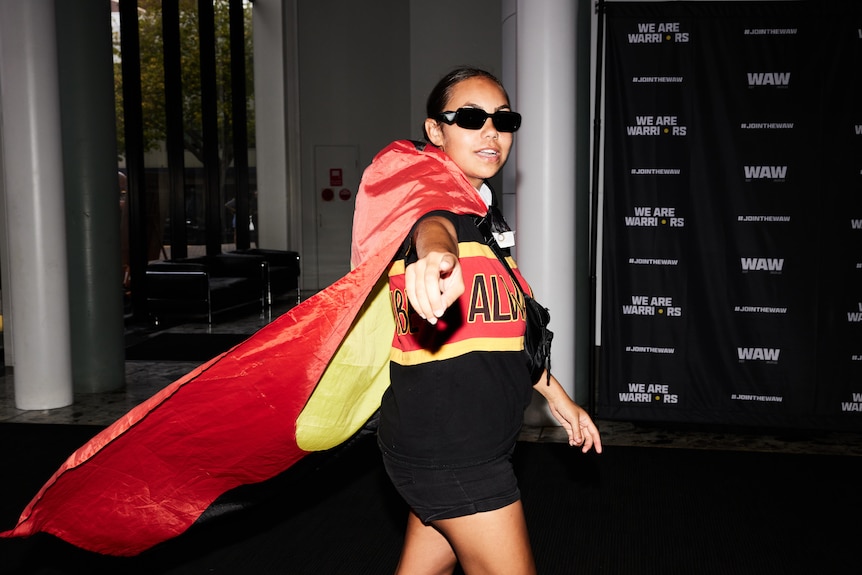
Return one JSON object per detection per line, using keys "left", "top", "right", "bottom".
{"left": 395, "top": 510, "right": 458, "bottom": 575}
{"left": 433, "top": 501, "right": 536, "bottom": 575}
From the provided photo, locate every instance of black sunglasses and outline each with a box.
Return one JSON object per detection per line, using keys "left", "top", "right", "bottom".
{"left": 435, "top": 108, "right": 522, "bottom": 133}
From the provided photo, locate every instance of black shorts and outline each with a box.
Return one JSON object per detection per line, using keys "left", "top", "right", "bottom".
{"left": 379, "top": 441, "right": 521, "bottom": 523}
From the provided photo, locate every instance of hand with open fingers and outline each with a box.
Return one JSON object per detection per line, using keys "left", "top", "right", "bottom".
{"left": 549, "top": 400, "right": 603, "bottom": 453}
{"left": 404, "top": 251, "right": 464, "bottom": 325}
{"left": 537, "top": 373, "right": 603, "bottom": 453}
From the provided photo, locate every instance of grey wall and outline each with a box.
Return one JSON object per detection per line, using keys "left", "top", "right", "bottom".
{"left": 408, "top": 2, "right": 504, "bottom": 142}
{"left": 294, "top": 0, "right": 503, "bottom": 289}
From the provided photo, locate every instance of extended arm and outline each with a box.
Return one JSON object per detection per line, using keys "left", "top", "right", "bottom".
{"left": 404, "top": 216, "right": 463, "bottom": 326}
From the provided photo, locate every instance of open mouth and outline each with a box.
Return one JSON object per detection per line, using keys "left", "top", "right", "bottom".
{"left": 477, "top": 149, "right": 499, "bottom": 158}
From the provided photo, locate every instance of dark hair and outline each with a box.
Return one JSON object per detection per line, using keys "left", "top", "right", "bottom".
{"left": 422, "top": 67, "right": 510, "bottom": 142}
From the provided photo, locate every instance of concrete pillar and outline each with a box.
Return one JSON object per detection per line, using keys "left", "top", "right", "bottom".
{"left": 508, "top": 0, "right": 587, "bottom": 422}
{"left": 253, "top": 0, "right": 301, "bottom": 255}
{"left": 0, "top": 0, "right": 74, "bottom": 409}
{"left": 56, "top": 0, "right": 125, "bottom": 393}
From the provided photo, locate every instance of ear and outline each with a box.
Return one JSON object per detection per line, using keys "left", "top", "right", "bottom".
{"left": 424, "top": 118, "right": 445, "bottom": 147}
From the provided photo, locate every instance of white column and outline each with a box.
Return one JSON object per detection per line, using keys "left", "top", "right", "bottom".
{"left": 512, "top": 0, "right": 580, "bottom": 423}
{"left": 253, "top": 0, "right": 302, "bottom": 256}
{"left": 0, "top": 0, "right": 74, "bottom": 409}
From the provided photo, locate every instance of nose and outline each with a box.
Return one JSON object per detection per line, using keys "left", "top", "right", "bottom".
{"left": 481, "top": 116, "right": 499, "bottom": 138}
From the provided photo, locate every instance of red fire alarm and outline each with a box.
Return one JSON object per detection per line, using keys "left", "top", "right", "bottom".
{"left": 321, "top": 188, "right": 334, "bottom": 201}
{"left": 339, "top": 188, "right": 351, "bottom": 201}
{"left": 329, "top": 168, "right": 343, "bottom": 187}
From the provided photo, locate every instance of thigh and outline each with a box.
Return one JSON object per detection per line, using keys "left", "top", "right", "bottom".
{"left": 395, "top": 510, "right": 458, "bottom": 575}
{"left": 433, "top": 500, "right": 536, "bottom": 575}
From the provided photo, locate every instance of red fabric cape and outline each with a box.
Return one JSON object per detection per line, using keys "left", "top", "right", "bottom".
{"left": 0, "top": 140, "right": 487, "bottom": 556}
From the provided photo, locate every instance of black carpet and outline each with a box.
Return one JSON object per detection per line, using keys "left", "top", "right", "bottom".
{"left": 1, "top": 423, "right": 859, "bottom": 575}
{"left": 125, "top": 333, "right": 249, "bottom": 361}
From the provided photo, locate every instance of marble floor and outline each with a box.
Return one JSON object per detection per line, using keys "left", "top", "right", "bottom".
{"left": 2, "top": 294, "right": 861, "bottom": 458}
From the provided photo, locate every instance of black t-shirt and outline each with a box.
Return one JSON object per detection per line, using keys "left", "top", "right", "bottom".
{"left": 378, "top": 211, "right": 533, "bottom": 467}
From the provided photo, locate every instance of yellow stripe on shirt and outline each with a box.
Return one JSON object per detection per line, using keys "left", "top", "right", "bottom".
{"left": 390, "top": 335, "right": 524, "bottom": 365}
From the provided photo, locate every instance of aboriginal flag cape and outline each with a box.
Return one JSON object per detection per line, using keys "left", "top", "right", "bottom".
{"left": 0, "top": 140, "right": 487, "bottom": 556}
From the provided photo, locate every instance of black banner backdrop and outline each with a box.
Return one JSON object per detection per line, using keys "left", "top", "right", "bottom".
{"left": 598, "top": 1, "right": 862, "bottom": 431}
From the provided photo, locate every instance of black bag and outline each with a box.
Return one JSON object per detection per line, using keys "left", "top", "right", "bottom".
{"left": 476, "top": 212, "right": 553, "bottom": 385}
{"left": 522, "top": 295, "right": 553, "bottom": 385}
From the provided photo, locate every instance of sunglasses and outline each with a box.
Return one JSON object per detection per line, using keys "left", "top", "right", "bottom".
{"left": 435, "top": 107, "right": 522, "bottom": 133}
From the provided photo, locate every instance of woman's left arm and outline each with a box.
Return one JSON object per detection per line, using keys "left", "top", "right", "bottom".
{"left": 533, "top": 373, "right": 603, "bottom": 453}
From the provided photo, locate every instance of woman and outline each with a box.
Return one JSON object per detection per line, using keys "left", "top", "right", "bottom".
{"left": 358, "top": 67, "right": 602, "bottom": 575}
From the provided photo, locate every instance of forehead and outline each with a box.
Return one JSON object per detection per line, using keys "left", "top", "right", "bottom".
{"left": 446, "top": 77, "right": 509, "bottom": 108}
